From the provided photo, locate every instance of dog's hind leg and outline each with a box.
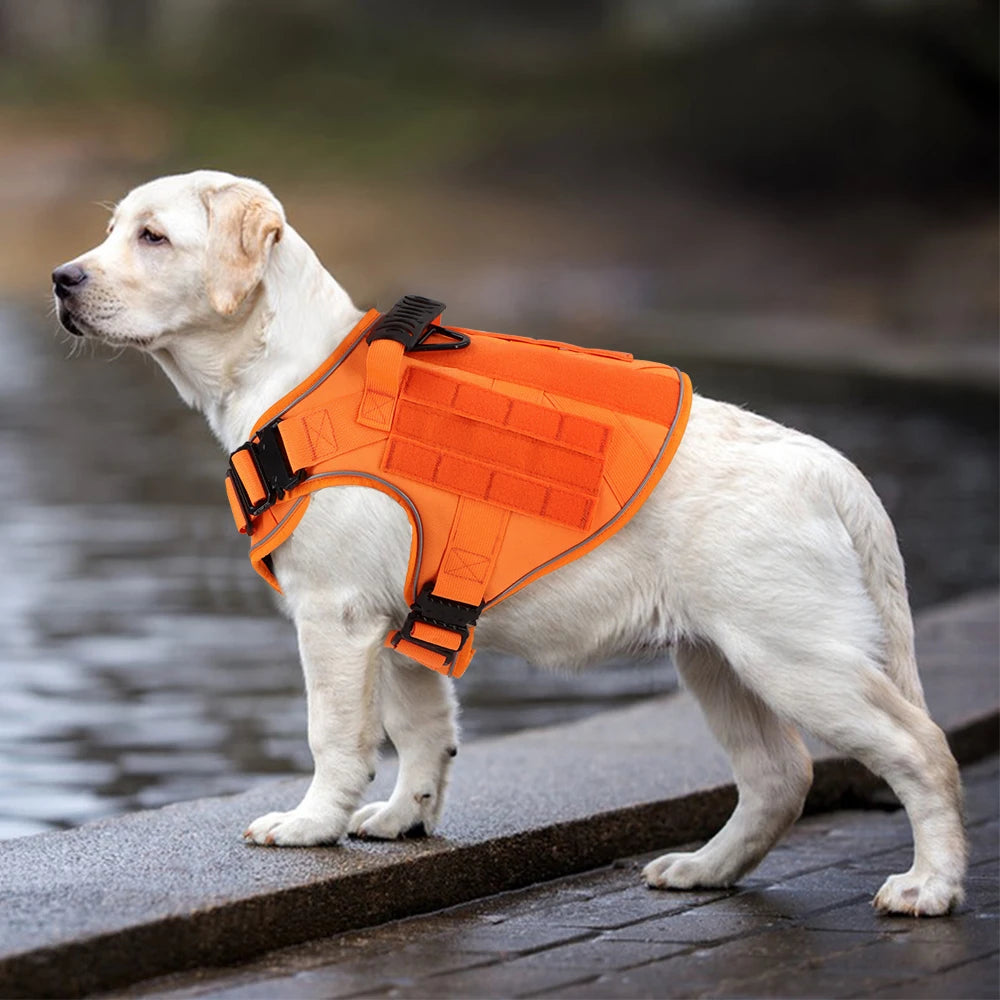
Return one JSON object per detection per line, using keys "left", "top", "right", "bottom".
{"left": 644, "top": 640, "right": 813, "bottom": 891}
{"left": 860, "top": 674, "right": 966, "bottom": 916}
{"left": 348, "top": 654, "right": 459, "bottom": 840}
{"left": 714, "top": 630, "right": 965, "bottom": 916}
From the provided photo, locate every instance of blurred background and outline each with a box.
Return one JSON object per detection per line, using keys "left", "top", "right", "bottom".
{"left": 0, "top": 0, "right": 995, "bottom": 837}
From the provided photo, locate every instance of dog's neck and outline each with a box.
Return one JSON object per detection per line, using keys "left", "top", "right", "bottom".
{"left": 153, "top": 225, "right": 364, "bottom": 452}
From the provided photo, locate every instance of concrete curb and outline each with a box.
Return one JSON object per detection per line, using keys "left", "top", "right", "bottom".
{"left": 1, "top": 591, "right": 997, "bottom": 998}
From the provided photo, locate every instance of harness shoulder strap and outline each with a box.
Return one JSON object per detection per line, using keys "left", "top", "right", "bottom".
{"left": 388, "top": 496, "right": 509, "bottom": 677}
{"left": 360, "top": 297, "right": 504, "bottom": 676}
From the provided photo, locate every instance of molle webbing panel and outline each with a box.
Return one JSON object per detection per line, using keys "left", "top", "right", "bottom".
{"left": 383, "top": 368, "right": 609, "bottom": 531}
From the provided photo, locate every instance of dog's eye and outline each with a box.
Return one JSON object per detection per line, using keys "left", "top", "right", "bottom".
{"left": 139, "top": 227, "right": 168, "bottom": 245}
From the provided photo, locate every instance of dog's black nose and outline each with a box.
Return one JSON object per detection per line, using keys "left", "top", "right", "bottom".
{"left": 52, "top": 263, "right": 88, "bottom": 299}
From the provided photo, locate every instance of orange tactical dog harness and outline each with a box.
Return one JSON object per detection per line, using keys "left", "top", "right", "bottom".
{"left": 226, "top": 296, "right": 691, "bottom": 678}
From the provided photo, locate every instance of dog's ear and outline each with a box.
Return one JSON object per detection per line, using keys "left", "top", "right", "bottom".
{"left": 203, "top": 183, "right": 284, "bottom": 316}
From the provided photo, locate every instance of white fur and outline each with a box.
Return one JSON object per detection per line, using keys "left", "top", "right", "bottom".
{"left": 54, "top": 170, "right": 966, "bottom": 915}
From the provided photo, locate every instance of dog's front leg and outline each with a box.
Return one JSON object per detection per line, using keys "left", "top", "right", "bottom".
{"left": 348, "top": 654, "right": 459, "bottom": 840}
{"left": 244, "top": 611, "right": 384, "bottom": 847}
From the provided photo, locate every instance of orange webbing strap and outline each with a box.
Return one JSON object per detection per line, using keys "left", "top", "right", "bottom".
{"left": 225, "top": 475, "right": 250, "bottom": 534}
{"left": 391, "top": 619, "right": 473, "bottom": 675}
{"left": 225, "top": 393, "right": 385, "bottom": 536}
{"left": 358, "top": 295, "right": 449, "bottom": 431}
{"left": 388, "top": 498, "right": 510, "bottom": 678}
{"left": 230, "top": 448, "right": 267, "bottom": 507}
{"left": 435, "top": 499, "right": 511, "bottom": 607}
{"left": 225, "top": 443, "right": 271, "bottom": 534}
{"left": 276, "top": 392, "right": 385, "bottom": 470}
{"left": 358, "top": 338, "right": 404, "bottom": 431}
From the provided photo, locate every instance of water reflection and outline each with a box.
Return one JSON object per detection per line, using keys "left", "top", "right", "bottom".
{"left": 0, "top": 304, "right": 995, "bottom": 837}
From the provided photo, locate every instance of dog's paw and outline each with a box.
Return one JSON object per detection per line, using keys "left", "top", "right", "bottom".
{"left": 643, "top": 852, "right": 733, "bottom": 890}
{"left": 243, "top": 808, "right": 347, "bottom": 847}
{"left": 873, "top": 871, "right": 963, "bottom": 917}
{"left": 347, "top": 797, "right": 435, "bottom": 840}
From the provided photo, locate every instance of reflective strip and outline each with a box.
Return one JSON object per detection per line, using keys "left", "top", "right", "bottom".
{"left": 249, "top": 495, "right": 309, "bottom": 558}
{"left": 250, "top": 472, "right": 425, "bottom": 605}
{"left": 268, "top": 315, "right": 378, "bottom": 425}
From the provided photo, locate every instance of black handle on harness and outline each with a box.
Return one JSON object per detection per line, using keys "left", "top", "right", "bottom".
{"left": 366, "top": 295, "right": 469, "bottom": 352}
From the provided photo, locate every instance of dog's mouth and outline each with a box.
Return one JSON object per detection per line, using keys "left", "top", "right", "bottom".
{"left": 56, "top": 303, "right": 87, "bottom": 338}
{"left": 56, "top": 305, "right": 155, "bottom": 351}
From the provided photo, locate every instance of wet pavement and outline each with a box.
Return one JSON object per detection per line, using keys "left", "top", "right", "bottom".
{"left": 0, "top": 301, "right": 996, "bottom": 837}
{"left": 113, "top": 755, "right": 999, "bottom": 999}
{"left": 0, "top": 587, "right": 994, "bottom": 998}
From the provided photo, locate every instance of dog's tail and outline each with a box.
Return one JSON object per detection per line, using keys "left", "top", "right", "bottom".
{"left": 831, "top": 460, "right": 927, "bottom": 710}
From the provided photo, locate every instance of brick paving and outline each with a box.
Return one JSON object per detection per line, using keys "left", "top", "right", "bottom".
{"left": 122, "top": 755, "right": 999, "bottom": 1000}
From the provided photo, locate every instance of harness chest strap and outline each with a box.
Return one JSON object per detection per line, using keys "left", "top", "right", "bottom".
{"left": 225, "top": 295, "right": 692, "bottom": 679}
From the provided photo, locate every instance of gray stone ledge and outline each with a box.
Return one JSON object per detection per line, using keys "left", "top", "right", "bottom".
{"left": 1, "top": 591, "right": 997, "bottom": 999}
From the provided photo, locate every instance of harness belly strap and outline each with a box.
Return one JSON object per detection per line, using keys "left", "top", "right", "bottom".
{"left": 225, "top": 296, "right": 692, "bottom": 678}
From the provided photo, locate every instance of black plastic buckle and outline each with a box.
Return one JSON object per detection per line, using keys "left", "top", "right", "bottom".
{"left": 367, "top": 294, "right": 470, "bottom": 353}
{"left": 227, "top": 420, "right": 304, "bottom": 530}
{"left": 391, "top": 582, "right": 484, "bottom": 669}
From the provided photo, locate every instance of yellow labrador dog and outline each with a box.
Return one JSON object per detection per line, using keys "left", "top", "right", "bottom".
{"left": 52, "top": 170, "right": 965, "bottom": 916}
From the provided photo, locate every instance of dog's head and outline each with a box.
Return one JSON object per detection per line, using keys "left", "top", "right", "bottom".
{"left": 52, "top": 170, "right": 285, "bottom": 350}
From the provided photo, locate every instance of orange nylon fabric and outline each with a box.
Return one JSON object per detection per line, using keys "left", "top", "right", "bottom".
{"left": 226, "top": 306, "right": 692, "bottom": 677}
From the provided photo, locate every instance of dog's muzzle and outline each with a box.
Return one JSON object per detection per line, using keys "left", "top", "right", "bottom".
{"left": 52, "top": 264, "right": 89, "bottom": 336}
